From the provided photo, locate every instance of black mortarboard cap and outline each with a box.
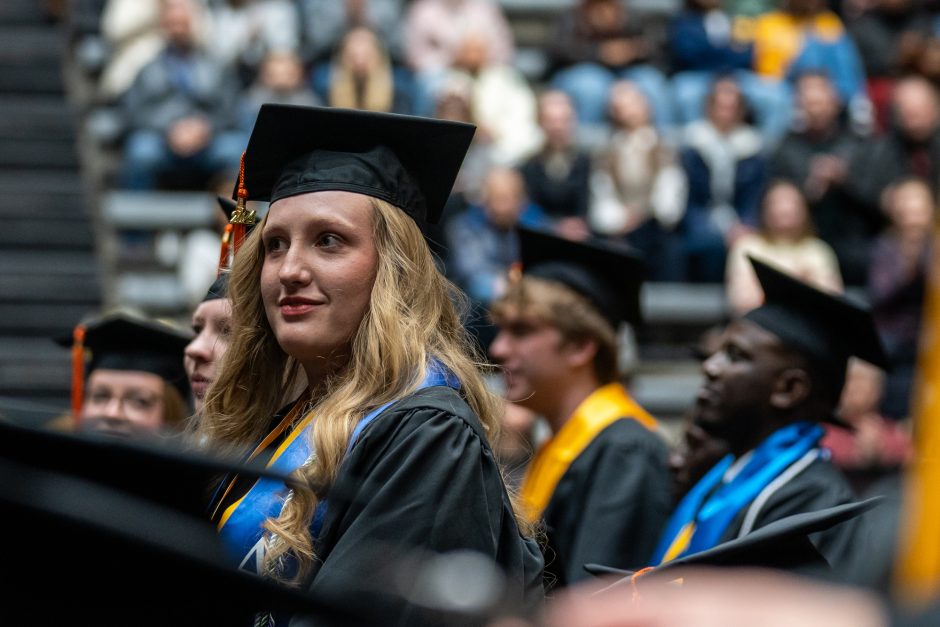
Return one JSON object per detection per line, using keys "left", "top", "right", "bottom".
{"left": 743, "top": 257, "right": 890, "bottom": 394}
{"left": 217, "top": 194, "right": 238, "bottom": 222}
{"left": 518, "top": 226, "right": 646, "bottom": 327}
{"left": 236, "top": 104, "right": 476, "bottom": 225}
{"left": 56, "top": 312, "right": 193, "bottom": 400}
{"left": 203, "top": 272, "right": 229, "bottom": 302}
{"left": 585, "top": 497, "right": 883, "bottom": 581}
{"left": 0, "top": 421, "right": 375, "bottom": 626}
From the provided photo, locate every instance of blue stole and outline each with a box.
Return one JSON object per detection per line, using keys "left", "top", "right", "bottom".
{"left": 650, "top": 421, "right": 824, "bottom": 564}
{"left": 217, "top": 361, "right": 460, "bottom": 576}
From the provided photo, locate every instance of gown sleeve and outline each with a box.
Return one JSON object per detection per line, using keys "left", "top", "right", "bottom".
{"left": 304, "top": 398, "right": 542, "bottom": 626}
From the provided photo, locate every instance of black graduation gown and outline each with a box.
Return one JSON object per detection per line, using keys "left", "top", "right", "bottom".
{"left": 720, "top": 456, "right": 866, "bottom": 579}
{"left": 305, "top": 386, "right": 545, "bottom": 626}
{"left": 540, "top": 419, "right": 671, "bottom": 589}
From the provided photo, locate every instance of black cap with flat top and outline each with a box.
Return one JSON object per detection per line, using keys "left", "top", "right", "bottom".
{"left": 518, "top": 226, "right": 646, "bottom": 327}
{"left": 236, "top": 104, "right": 476, "bottom": 226}
{"left": 55, "top": 311, "right": 193, "bottom": 401}
{"left": 743, "top": 256, "right": 890, "bottom": 394}
{"left": 585, "top": 497, "right": 883, "bottom": 581}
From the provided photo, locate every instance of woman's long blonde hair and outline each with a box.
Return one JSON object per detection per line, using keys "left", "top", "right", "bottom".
{"left": 199, "top": 197, "right": 512, "bottom": 583}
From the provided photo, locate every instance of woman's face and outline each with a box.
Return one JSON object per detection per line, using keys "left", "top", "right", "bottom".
{"left": 608, "top": 82, "right": 649, "bottom": 130}
{"left": 890, "top": 182, "right": 935, "bottom": 232}
{"left": 184, "top": 297, "right": 233, "bottom": 412}
{"left": 763, "top": 184, "right": 809, "bottom": 240}
{"left": 81, "top": 369, "right": 167, "bottom": 437}
{"left": 260, "top": 191, "right": 378, "bottom": 381}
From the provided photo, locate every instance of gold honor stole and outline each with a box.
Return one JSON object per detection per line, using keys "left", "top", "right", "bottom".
{"left": 519, "top": 382, "right": 659, "bottom": 523}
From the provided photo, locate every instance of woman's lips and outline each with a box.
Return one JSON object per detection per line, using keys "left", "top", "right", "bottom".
{"left": 278, "top": 297, "right": 322, "bottom": 317}
{"left": 190, "top": 375, "right": 209, "bottom": 397}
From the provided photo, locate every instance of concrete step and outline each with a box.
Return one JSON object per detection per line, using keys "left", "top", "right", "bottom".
{"left": 0, "top": 192, "right": 89, "bottom": 220}
{"left": 0, "top": 250, "right": 99, "bottom": 276}
{"left": 0, "top": 0, "right": 50, "bottom": 26}
{"left": 0, "top": 97, "right": 76, "bottom": 140}
{"left": 0, "top": 64, "right": 63, "bottom": 95}
{"left": 0, "top": 304, "right": 96, "bottom": 334}
{"left": 0, "top": 27, "right": 65, "bottom": 64}
{"left": 0, "top": 273, "right": 101, "bottom": 304}
{"left": 0, "top": 138, "right": 79, "bottom": 169}
{"left": 0, "top": 170, "right": 83, "bottom": 196}
{"left": 0, "top": 216, "right": 96, "bottom": 250}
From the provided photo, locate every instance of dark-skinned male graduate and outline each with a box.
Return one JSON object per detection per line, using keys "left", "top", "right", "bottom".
{"left": 649, "top": 256, "right": 889, "bottom": 581}
{"left": 488, "top": 227, "right": 671, "bottom": 590}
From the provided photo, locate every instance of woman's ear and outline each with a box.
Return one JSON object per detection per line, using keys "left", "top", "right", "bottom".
{"left": 770, "top": 368, "right": 812, "bottom": 410}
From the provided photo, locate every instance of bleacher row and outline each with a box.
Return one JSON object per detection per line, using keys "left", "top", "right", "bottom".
{"left": 4, "top": 0, "right": 827, "bottom": 425}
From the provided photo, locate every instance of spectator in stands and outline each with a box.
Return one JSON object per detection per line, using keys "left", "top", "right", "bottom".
{"left": 848, "top": 76, "right": 940, "bottom": 218}
{"left": 438, "top": 32, "right": 541, "bottom": 165}
{"left": 847, "top": 0, "right": 927, "bottom": 132}
{"left": 547, "top": 0, "right": 673, "bottom": 129}
{"left": 241, "top": 50, "right": 319, "bottom": 130}
{"left": 590, "top": 80, "right": 688, "bottom": 281}
{"left": 771, "top": 71, "right": 873, "bottom": 286}
{"left": 300, "top": 0, "right": 404, "bottom": 66}
{"left": 446, "top": 167, "right": 550, "bottom": 312}
{"left": 821, "top": 358, "right": 912, "bottom": 492}
{"left": 869, "top": 176, "right": 934, "bottom": 420}
{"left": 520, "top": 90, "right": 591, "bottom": 241}
{"left": 434, "top": 86, "right": 493, "bottom": 203}
{"left": 119, "top": 0, "right": 245, "bottom": 190}
{"left": 725, "top": 180, "right": 842, "bottom": 314}
{"left": 59, "top": 312, "right": 192, "bottom": 438}
{"left": 679, "top": 76, "right": 766, "bottom": 282}
{"left": 97, "top": 0, "right": 162, "bottom": 101}
{"left": 203, "top": 0, "right": 300, "bottom": 85}
{"left": 751, "top": 0, "right": 869, "bottom": 131}
{"left": 422, "top": 87, "right": 495, "bottom": 263}
{"left": 320, "top": 26, "right": 412, "bottom": 114}
{"left": 668, "top": 0, "right": 792, "bottom": 142}
{"left": 184, "top": 275, "right": 232, "bottom": 415}
{"left": 404, "top": 0, "right": 514, "bottom": 116}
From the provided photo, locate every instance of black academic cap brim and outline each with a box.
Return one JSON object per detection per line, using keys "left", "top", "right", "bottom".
{"left": 56, "top": 312, "right": 193, "bottom": 399}
{"left": 745, "top": 257, "right": 890, "bottom": 371}
{"left": 217, "top": 194, "right": 237, "bottom": 221}
{"left": 0, "top": 419, "right": 286, "bottom": 516}
{"left": 518, "top": 226, "right": 646, "bottom": 327}
{"left": 0, "top": 424, "right": 375, "bottom": 626}
{"left": 237, "top": 104, "right": 476, "bottom": 225}
{"left": 585, "top": 497, "right": 883, "bottom": 580}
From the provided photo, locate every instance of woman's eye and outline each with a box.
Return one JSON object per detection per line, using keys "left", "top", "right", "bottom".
{"left": 264, "top": 237, "right": 286, "bottom": 252}
{"left": 318, "top": 233, "right": 342, "bottom": 248}
{"left": 218, "top": 323, "right": 232, "bottom": 338}
{"left": 192, "top": 323, "right": 204, "bottom": 335}
{"left": 128, "top": 395, "right": 157, "bottom": 410}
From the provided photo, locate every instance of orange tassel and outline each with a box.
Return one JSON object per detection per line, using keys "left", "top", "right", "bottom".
{"left": 70, "top": 324, "right": 86, "bottom": 426}
{"left": 227, "top": 151, "right": 256, "bottom": 261}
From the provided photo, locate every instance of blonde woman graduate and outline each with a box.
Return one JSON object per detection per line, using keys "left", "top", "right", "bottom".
{"left": 198, "top": 105, "right": 543, "bottom": 626}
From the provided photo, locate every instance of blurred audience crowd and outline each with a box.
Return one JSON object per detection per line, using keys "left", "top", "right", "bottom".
{"left": 68, "top": 0, "right": 937, "bottom": 425}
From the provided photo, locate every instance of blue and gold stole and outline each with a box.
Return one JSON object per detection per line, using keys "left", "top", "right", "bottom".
{"left": 215, "top": 361, "right": 460, "bottom": 575}
{"left": 650, "top": 421, "right": 824, "bottom": 564}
